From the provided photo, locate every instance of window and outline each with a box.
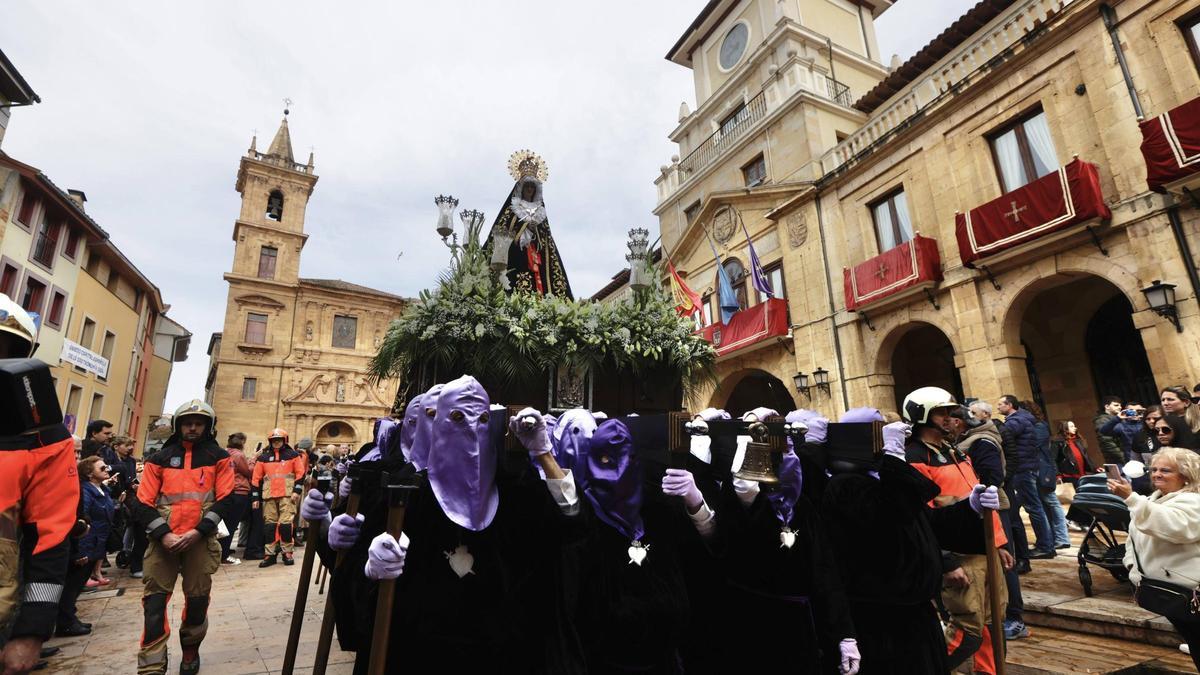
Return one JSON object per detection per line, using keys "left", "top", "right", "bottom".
{"left": 742, "top": 155, "right": 766, "bottom": 187}
{"left": 257, "top": 246, "right": 278, "bottom": 279}
{"left": 106, "top": 271, "right": 120, "bottom": 293}
{"left": 79, "top": 317, "right": 96, "bottom": 350}
{"left": 15, "top": 192, "right": 36, "bottom": 227}
{"left": 1182, "top": 11, "right": 1200, "bottom": 74}
{"left": 266, "top": 190, "right": 284, "bottom": 221}
{"left": 19, "top": 276, "right": 46, "bottom": 314}
{"left": 241, "top": 377, "right": 257, "bottom": 400}
{"left": 698, "top": 293, "right": 714, "bottom": 327}
{"left": 31, "top": 218, "right": 60, "bottom": 267}
{"left": 870, "top": 188, "right": 915, "bottom": 252}
{"left": 332, "top": 315, "right": 357, "bottom": 349}
{"left": 47, "top": 290, "right": 67, "bottom": 329}
{"left": 88, "top": 393, "right": 104, "bottom": 425}
{"left": 757, "top": 262, "right": 787, "bottom": 302}
{"left": 683, "top": 201, "right": 702, "bottom": 225}
{"left": 719, "top": 258, "right": 748, "bottom": 311}
{"left": 63, "top": 228, "right": 81, "bottom": 261}
{"left": 989, "top": 108, "right": 1057, "bottom": 193}
{"left": 719, "top": 103, "right": 749, "bottom": 136}
{"left": 99, "top": 331, "right": 116, "bottom": 381}
{"left": 0, "top": 261, "right": 19, "bottom": 297}
{"left": 245, "top": 313, "right": 268, "bottom": 345}
{"left": 65, "top": 385, "right": 83, "bottom": 421}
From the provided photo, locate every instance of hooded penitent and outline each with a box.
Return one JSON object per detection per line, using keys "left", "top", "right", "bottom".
{"left": 408, "top": 384, "right": 445, "bottom": 471}
{"left": 375, "top": 417, "right": 402, "bottom": 459}
{"left": 427, "top": 375, "right": 499, "bottom": 531}
{"left": 583, "top": 419, "right": 644, "bottom": 544}
{"left": 552, "top": 408, "right": 597, "bottom": 481}
{"left": 399, "top": 394, "right": 426, "bottom": 459}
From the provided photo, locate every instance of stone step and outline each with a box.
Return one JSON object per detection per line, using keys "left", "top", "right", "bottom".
{"left": 1004, "top": 625, "right": 1194, "bottom": 674}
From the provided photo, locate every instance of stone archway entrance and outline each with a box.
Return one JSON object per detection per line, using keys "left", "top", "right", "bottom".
{"left": 315, "top": 420, "right": 357, "bottom": 449}
{"left": 719, "top": 369, "right": 797, "bottom": 418}
{"left": 1011, "top": 273, "right": 1154, "bottom": 453}
{"left": 889, "top": 323, "right": 963, "bottom": 413}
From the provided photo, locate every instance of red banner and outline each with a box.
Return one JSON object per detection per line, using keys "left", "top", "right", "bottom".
{"left": 955, "top": 158, "right": 1110, "bottom": 266}
{"left": 843, "top": 235, "right": 942, "bottom": 311}
{"left": 1141, "top": 95, "right": 1200, "bottom": 192}
{"left": 695, "top": 298, "right": 789, "bottom": 357}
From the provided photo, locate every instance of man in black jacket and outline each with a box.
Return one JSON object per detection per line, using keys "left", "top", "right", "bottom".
{"left": 998, "top": 396, "right": 1055, "bottom": 559}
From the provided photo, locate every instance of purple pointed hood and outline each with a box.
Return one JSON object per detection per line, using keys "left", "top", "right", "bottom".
{"left": 399, "top": 394, "right": 425, "bottom": 459}
{"left": 583, "top": 419, "right": 644, "bottom": 541}
{"left": 375, "top": 418, "right": 402, "bottom": 459}
{"left": 552, "top": 408, "right": 597, "bottom": 480}
{"left": 840, "top": 407, "right": 883, "bottom": 423}
{"left": 408, "top": 384, "right": 445, "bottom": 471}
{"left": 427, "top": 375, "right": 498, "bottom": 531}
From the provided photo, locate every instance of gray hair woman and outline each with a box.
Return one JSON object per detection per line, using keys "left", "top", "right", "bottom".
{"left": 1109, "top": 447, "right": 1200, "bottom": 665}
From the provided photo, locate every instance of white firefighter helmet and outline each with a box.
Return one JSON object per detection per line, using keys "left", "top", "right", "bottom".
{"left": 902, "top": 386, "right": 958, "bottom": 425}
{"left": 0, "top": 293, "right": 38, "bottom": 358}
{"left": 173, "top": 399, "right": 216, "bottom": 438}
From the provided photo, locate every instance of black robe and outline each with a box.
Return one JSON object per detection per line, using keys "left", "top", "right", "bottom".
{"left": 821, "top": 455, "right": 985, "bottom": 675}
{"left": 574, "top": 490, "right": 690, "bottom": 674}
{"left": 319, "top": 454, "right": 583, "bottom": 674}
{"left": 708, "top": 481, "right": 855, "bottom": 673}
{"left": 483, "top": 182, "right": 573, "bottom": 299}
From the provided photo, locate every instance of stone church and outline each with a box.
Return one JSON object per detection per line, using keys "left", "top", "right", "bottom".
{"left": 205, "top": 111, "right": 407, "bottom": 451}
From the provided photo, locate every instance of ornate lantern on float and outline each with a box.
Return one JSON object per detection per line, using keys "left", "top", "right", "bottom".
{"left": 435, "top": 194, "right": 459, "bottom": 240}
{"left": 626, "top": 227, "right": 651, "bottom": 291}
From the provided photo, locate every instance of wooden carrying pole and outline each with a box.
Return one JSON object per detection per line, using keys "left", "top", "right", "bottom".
{"left": 982, "top": 506, "right": 1007, "bottom": 675}
{"left": 311, "top": 464, "right": 363, "bottom": 675}
{"left": 281, "top": 469, "right": 333, "bottom": 675}
{"left": 367, "top": 474, "right": 414, "bottom": 675}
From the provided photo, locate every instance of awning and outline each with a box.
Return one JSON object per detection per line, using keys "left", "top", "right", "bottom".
{"left": 843, "top": 235, "right": 943, "bottom": 312}
{"left": 955, "top": 158, "right": 1110, "bottom": 267}
{"left": 1141, "top": 95, "right": 1200, "bottom": 192}
{"left": 695, "top": 298, "right": 789, "bottom": 357}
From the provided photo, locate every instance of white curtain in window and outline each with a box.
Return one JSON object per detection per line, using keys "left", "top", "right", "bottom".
{"left": 1023, "top": 112, "right": 1058, "bottom": 180}
{"left": 993, "top": 129, "right": 1025, "bottom": 193}
{"left": 893, "top": 192, "right": 915, "bottom": 244}
{"left": 874, "top": 202, "right": 896, "bottom": 251}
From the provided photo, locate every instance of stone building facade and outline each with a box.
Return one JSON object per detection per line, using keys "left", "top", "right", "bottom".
{"left": 655, "top": 0, "right": 1200, "bottom": 457}
{"left": 206, "top": 113, "right": 407, "bottom": 451}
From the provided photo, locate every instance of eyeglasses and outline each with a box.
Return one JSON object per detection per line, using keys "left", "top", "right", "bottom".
{"left": 1155, "top": 427, "right": 1173, "bottom": 435}
{"left": 101, "top": 465, "right": 112, "bottom": 472}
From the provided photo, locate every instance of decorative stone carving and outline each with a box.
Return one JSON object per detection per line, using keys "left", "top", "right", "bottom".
{"left": 786, "top": 212, "right": 808, "bottom": 248}
{"left": 712, "top": 206, "right": 736, "bottom": 244}
{"left": 336, "top": 377, "right": 346, "bottom": 402}
{"left": 305, "top": 321, "right": 314, "bottom": 342}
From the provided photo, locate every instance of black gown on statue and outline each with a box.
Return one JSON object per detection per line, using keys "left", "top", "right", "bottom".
{"left": 821, "top": 455, "right": 985, "bottom": 675}
{"left": 708, "top": 481, "right": 856, "bottom": 673}
{"left": 483, "top": 178, "right": 573, "bottom": 299}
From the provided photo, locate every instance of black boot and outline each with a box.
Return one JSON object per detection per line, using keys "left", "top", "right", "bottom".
{"left": 258, "top": 553, "right": 277, "bottom": 568}
{"left": 282, "top": 552, "right": 294, "bottom": 566}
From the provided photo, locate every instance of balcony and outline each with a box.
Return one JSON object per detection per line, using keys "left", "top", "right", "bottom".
{"left": 695, "top": 297, "right": 790, "bottom": 359}
{"left": 826, "top": 78, "right": 852, "bottom": 108}
{"left": 1141, "top": 93, "right": 1200, "bottom": 194}
{"left": 955, "top": 158, "right": 1110, "bottom": 267}
{"left": 843, "top": 235, "right": 943, "bottom": 312}
{"left": 819, "top": 0, "right": 1074, "bottom": 176}
{"left": 679, "top": 91, "right": 768, "bottom": 175}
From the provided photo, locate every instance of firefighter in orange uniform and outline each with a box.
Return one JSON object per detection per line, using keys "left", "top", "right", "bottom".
{"left": 0, "top": 296, "right": 80, "bottom": 675}
{"left": 250, "top": 429, "right": 304, "bottom": 568}
{"left": 131, "top": 399, "right": 236, "bottom": 675}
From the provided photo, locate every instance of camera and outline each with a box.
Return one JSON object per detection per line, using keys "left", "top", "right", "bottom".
{"left": 1120, "top": 408, "right": 1139, "bottom": 418}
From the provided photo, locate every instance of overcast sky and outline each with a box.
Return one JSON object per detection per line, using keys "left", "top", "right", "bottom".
{"left": 2, "top": 0, "right": 969, "bottom": 413}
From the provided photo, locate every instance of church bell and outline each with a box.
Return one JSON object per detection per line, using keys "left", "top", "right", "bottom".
{"left": 733, "top": 422, "right": 780, "bottom": 485}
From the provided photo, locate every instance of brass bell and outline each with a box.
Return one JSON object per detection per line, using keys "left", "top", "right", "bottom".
{"left": 733, "top": 422, "right": 780, "bottom": 485}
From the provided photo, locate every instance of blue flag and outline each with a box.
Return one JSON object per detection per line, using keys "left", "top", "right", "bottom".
{"left": 707, "top": 233, "right": 740, "bottom": 324}
{"left": 741, "top": 218, "right": 773, "bottom": 299}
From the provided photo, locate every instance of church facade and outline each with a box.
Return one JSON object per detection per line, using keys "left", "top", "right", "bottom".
{"left": 205, "top": 113, "right": 407, "bottom": 451}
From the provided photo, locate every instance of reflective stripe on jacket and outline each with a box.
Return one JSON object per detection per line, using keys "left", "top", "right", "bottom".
{"left": 251, "top": 445, "right": 305, "bottom": 500}
{"left": 134, "top": 437, "right": 235, "bottom": 539}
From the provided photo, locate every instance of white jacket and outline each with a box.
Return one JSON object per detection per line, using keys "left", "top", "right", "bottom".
{"left": 1122, "top": 489, "right": 1200, "bottom": 588}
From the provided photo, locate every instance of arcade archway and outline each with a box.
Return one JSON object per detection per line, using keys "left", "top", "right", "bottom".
{"left": 315, "top": 420, "right": 357, "bottom": 449}
{"left": 718, "top": 369, "right": 797, "bottom": 418}
{"left": 888, "top": 323, "right": 963, "bottom": 413}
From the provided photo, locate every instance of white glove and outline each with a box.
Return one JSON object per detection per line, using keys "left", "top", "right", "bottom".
{"left": 882, "top": 421, "right": 911, "bottom": 460}
{"left": 840, "top": 638, "right": 861, "bottom": 675}
{"left": 661, "top": 469, "right": 704, "bottom": 512}
{"left": 697, "top": 408, "right": 729, "bottom": 422}
{"left": 742, "top": 407, "right": 779, "bottom": 422}
{"left": 300, "top": 489, "right": 331, "bottom": 523}
{"left": 968, "top": 484, "right": 1000, "bottom": 513}
{"left": 338, "top": 476, "right": 352, "bottom": 499}
{"left": 509, "top": 407, "right": 552, "bottom": 456}
{"left": 364, "top": 532, "right": 410, "bottom": 581}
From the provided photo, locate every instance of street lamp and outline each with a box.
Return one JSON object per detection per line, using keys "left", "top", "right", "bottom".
{"left": 435, "top": 195, "right": 459, "bottom": 241}
{"left": 812, "top": 367, "right": 831, "bottom": 395}
{"left": 1142, "top": 280, "right": 1182, "bottom": 332}
{"left": 793, "top": 371, "right": 810, "bottom": 397}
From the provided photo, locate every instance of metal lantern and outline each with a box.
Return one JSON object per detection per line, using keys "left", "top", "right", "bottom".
{"left": 793, "top": 371, "right": 809, "bottom": 396}
{"left": 1142, "top": 280, "right": 1182, "bottom": 332}
{"left": 435, "top": 195, "right": 459, "bottom": 239}
{"left": 812, "top": 367, "right": 831, "bottom": 395}
{"left": 491, "top": 230, "right": 513, "bottom": 271}
{"left": 626, "top": 227, "right": 651, "bottom": 291}
{"left": 460, "top": 209, "right": 485, "bottom": 246}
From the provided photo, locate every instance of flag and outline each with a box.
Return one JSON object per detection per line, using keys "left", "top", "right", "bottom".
{"left": 706, "top": 232, "right": 740, "bottom": 324}
{"left": 668, "top": 261, "right": 702, "bottom": 318}
{"left": 741, "top": 217, "right": 773, "bottom": 299}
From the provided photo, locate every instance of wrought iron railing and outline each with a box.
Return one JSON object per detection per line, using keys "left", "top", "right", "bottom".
{"left": 826, "top": 77, "right": 852, "bottom": 107}
{"left": 679, "top": 91, "right": 768, "bottom": 175}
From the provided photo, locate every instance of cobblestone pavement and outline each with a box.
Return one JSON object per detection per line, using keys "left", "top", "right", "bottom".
{"left": 42, "top": 543, "right": 353, "bottom": 675}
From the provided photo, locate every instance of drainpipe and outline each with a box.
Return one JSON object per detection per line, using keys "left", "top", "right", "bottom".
{"left": 1168, "top": 205, "right": 1200, "bottom": 314}
{"left": 814, "top": 193, "right": 852, "bottom": 411}
{"left": 1100, "top": 4, "right": 1144, "bottom": 119}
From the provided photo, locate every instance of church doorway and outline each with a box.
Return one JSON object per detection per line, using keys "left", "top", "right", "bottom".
{"left": 316, "top": 420, "right": 357, "bottom": 449}
{"left": 889, "top": 323, "right": 963, "bottom": 413}
{"left": 719, "top": 369, "right": 797, "bottom": 418}
{"left": 1011, "top": 273, "right": 1155, "bottom": 455}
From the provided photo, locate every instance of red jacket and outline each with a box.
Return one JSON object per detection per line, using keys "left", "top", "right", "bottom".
{"left": 0, "top": 424, "right": 78, "bottom": 639}
{"left": 251, "top": 445, "right": 305, "bottom": 500}
{"left": 227, "top": 447, "right": 252, "bottom": 496}
{"left": 134, "top": 437, "right": 236, "bottom": 538}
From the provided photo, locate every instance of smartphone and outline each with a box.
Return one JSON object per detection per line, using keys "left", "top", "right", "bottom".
{"left": 1120, "top": 409, "right": 1138, "bottom": 418}
{"left": 1103, "top": 463, "right": 1122, "bottom": 480}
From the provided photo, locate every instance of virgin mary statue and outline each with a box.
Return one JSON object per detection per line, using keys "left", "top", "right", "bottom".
{"left": 484, "top": 150, "right": 573, "bottom": 299}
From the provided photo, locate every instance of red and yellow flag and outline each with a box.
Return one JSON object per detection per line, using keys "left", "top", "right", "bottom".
{"left": 668, "top": 261, "right": 703, "bottom": 317}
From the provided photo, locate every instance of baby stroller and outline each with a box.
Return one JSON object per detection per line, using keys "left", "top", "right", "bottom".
{"left": 1066, "top": 474, "right": 1130, "bottom": 596}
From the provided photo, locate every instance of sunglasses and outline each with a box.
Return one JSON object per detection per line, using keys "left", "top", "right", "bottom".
{"left": 1155, "top": 427, "right": 1173, "bottom": 435}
